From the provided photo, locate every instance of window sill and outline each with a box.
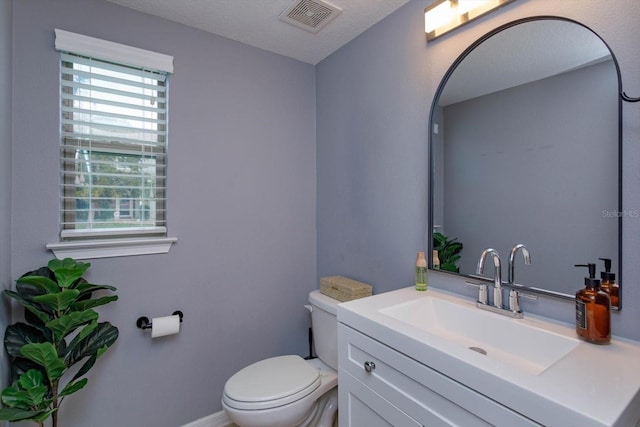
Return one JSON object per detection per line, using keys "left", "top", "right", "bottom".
{"left": 46, "top": 237, "right": 178, "bottom": 260}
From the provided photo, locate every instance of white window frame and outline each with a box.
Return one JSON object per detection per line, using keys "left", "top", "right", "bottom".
{"left": 47, "top": 29, "right": 177, "bottom": 259}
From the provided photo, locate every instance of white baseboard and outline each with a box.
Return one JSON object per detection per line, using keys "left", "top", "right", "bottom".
{"left": 181, "top": 410, "right": 233, "bottom": 427}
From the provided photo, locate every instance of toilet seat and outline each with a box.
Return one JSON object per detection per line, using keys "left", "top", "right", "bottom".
{"left": 222, "top": 355, "right": 321, "bottom": 411}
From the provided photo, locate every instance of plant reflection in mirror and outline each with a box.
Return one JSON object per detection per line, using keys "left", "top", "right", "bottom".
{"left": 433, "top": 232, "right": 463, "bottom": 273}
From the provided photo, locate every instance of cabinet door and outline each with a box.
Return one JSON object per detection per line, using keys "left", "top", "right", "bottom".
{"left": 339, "top": 323, "right": 542, "bottom": 427}
{"left": 339, "top": 369, "right": 422, "bottom": 427}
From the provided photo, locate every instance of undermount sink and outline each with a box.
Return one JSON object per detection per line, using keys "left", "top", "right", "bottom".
{"left": 378, "top": 292, "right": 579, "bottom": 375}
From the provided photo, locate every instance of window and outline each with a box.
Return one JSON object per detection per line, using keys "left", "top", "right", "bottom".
{"left": 48, "top": 30, "right": 176, "bottom": 259}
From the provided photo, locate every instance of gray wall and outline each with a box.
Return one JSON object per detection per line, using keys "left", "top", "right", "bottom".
{"left": 0, "top": 1, "right": 12, "bottom": 426}
{"left": 4, "top": 0, "right": 640, "bottom": 425}
{"left": 10, "top": 0, "right": 316, "bottom": 426}
{"left": 316, "top": 0, "right": 640, "bottom": 340}
{"left": 442, "top": 61, "right": 618, "bottom": 294}
{"left": 317, "top": 2, "right": 431, "bottom": 291}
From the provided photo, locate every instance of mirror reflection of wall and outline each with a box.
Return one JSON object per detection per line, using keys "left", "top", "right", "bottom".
{"left": 430, "top": 18, "right": 621, "bottom": 303}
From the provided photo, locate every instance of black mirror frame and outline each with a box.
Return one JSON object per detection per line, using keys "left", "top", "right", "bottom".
{"left": 427, "top": 16, "right": 625, "bottom": 309}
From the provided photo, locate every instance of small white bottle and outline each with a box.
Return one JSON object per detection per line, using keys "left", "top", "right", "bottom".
{"left": 415, "top": 251, "right": 427, "bottom": 291}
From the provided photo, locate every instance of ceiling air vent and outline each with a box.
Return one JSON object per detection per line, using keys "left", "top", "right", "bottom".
{"left": 279, "top": 0, "right": 342, "bottom": 33}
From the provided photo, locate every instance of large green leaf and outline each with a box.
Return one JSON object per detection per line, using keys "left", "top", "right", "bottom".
{"left": 20, "top": 318, "right": 52, "bottom": 350}
{"left": 63, "top": 320, "right": 97, "bottom": 361}
{"left": 4, "top": 323, "right": 47, "bottom": 358}
{"left": 25, "top": 306, "right": 53, "bottom": 328}
{"left": 74, "top": 278, "right": 91, "bottom": 300}
{"left": 71, "top": 295, "right": 119, "bottom": 311}
{"left": 59, "top": 378, "right": 88, "bottom": 398}
{"left": 15, "top": 281, "right": 47, "bottom": 301}
{"left": 48, "top": 258, "right": 90, "bottom": 274}
{"left": 433, "top": 232, "right": 447, "bottom": 249}
{"left": 46, "top": 309, "right": 98, "bottom": 342}
{"left": 4, "top": 291, "right": 52, "bottom": 321}
{"left": 20, "top": 343, "right": 66, "bottom": 382}
{"left": 64, "top": 322, "right": 118, "bottom": 368}
{"left": 16, "top": 275, "right": 60, "bottom": 294}
{"left": 21, "top": 266, "right": 55, "bottom": 281}
{"left": 48, "top": 258, "right": 90, "bottom": 288}
{"left": 9, "top": 358, "right": 45, "bottom": 384}
{"left": 441, "top": 242, "right": 462, "bottom": 260}
{"left": 23, "top": 306, "right": 50, "bottom": 333}
{"left": 75, "top": 283, "right": 118, "bottom": 299}
{"left": 33, "top": 289, "right": 80, "bottom": 313}
{"left": 1, "top": 385, "right": 31, "bottom": 410}
{"left": 1, "top": 371, "right": 48, "bottom": 411}
{"left": 72, "top": 354, "right": 97, "bottom": 382}
{"left": 14, "top": 283, "right": 52, "bottom": 324}
{"left": 18, "top": 370, "right": 48, "bottom": 407}
{"left": 0, "top": 407, "right": 53, "bottom": 422}
{"left": 441, "top": 262, "right": 459, "bottom": 273}
{"left": 19, "top": 369, "right": 44, "bottom": 390}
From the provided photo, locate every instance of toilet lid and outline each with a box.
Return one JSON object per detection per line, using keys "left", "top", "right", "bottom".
{"left": 223, "top": 355, "right": 320, "bottom": 409}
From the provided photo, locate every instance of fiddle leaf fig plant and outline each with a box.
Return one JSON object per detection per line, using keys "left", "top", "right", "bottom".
{"left": 433, "top": 231, "right": 463, "bottom": 273}
{"left": 0, "top": 258, "right": 119, "bottom": 427}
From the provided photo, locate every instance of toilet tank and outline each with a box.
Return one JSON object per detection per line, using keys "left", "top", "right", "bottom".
{"left": 308, "top": 290, "right": 339, "bottom": 370}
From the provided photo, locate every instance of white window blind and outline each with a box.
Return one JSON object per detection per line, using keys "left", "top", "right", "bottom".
{"left": 57, "top": 35, "right": 171, "bottom": 241}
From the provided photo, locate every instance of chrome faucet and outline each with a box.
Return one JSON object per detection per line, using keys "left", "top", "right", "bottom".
{"left": 508, "top": 243, "right": 531, "bottom": 285}
{"left": 470, "top": 247, "right": 524, "bottom": 319}
{"left": 476, "top": 248, "right": 502, "bottom": 309}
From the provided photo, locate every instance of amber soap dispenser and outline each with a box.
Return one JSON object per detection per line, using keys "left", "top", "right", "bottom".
{"left": 575, "top": 263, "right": 611, "bottom": 344}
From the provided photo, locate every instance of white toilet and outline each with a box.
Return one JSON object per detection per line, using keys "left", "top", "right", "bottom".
{"left": 222, "top": 290, "right": 339, "bottom": 427}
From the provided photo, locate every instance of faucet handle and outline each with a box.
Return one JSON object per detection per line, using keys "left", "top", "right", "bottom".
{"left": 508, "top": 289, "right": 538, "bottom": 313}
{"left": 466, "top": 281, "right": 488, "bottom": 305}
{"left": 508, "top": 289, "right": 521, "bottom": 313}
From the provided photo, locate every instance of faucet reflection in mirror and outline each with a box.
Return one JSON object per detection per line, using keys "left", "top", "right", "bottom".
{"left": 424, "top": 0, "right": 516, "bottom": 41}
{"left": 508, "top": 243, "right": 531, "bottom": 285}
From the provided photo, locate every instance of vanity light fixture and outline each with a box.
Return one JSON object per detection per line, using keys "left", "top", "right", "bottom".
{"left": 425, "top": 0, "right": 516, "bottom": 41}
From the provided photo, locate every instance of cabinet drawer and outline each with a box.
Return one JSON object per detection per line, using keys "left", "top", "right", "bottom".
{"left": 339, "top": 323, "right": 542, "bottom": 427}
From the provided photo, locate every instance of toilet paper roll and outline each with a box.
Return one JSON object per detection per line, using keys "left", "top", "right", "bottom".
{"left": 151, "top": 314, "right": 181, "bottom": 338}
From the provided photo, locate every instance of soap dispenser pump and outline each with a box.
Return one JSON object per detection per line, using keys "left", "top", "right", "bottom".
{"left": 598, "top": 257, "right": 619, "bottom": 308}
{"left": 575, "top": 263, "right": 611, "bottom": 344}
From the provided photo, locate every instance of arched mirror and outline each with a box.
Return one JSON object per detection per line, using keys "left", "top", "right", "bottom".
{"left": 428, "top": 17, "right": 623, "bottom": 309}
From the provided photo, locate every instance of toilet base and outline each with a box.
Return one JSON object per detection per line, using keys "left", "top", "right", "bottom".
{"left": 298, "top": 388, "right": 338, "bottom": 427}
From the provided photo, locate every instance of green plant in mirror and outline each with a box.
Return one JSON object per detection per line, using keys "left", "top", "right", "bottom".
{"left": 0, "top": 258, "right": 119, "bottom": 427}
{"left": 433, "top": 232, "right": 463, "bottom": 273}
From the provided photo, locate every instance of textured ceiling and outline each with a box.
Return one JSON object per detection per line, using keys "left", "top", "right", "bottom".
{"left": 106, "top": 0, "right": 412, "bottom": 64}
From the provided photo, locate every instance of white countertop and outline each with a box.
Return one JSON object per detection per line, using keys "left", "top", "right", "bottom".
{"left": 337, "top": 286, "right": 640, "bottom": 427}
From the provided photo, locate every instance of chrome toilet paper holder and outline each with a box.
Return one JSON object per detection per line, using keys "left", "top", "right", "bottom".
{"left": 136, "top": 310, "right": 184, "bottom": 330}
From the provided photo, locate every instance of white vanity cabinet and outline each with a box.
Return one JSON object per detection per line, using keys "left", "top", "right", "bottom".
{"left": 338, "top": 323, "right": 542, "bottom": 427}
{"left": 337, "top": 287, "right": 640, "bottom": 427}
